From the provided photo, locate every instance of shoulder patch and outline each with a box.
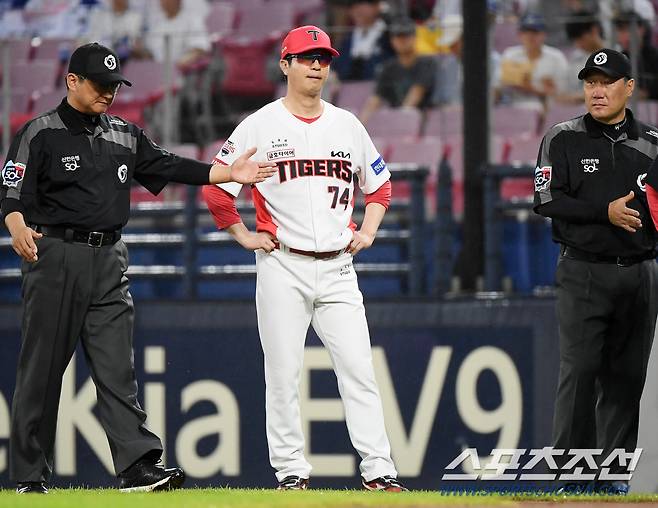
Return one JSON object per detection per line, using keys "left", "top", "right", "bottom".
{"left": 220, "top": 140, "right": 236, "bottom": 158}
{"left": 109, "top": 117, "right": 127, "bottom": 126}
{"left": 2, "top": 160, "right": 26, "bottom": 188}
{"left": 371, "top": 155, "right": 386, "bottom": 175}
{"left": 534, "top": 165, "right": 552, "bottom": 192}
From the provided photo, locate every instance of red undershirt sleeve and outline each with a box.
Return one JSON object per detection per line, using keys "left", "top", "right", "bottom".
{"left": 646, "top": 183, "right": 658, "bottom": 231}
{"left": 364, "top": 180, "right": 392, "bottom": 209}
{"left": 202, "top": 185, "right": 242, "bottom": 230}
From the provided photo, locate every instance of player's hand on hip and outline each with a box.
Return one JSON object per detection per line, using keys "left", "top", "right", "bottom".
{"left": 608, "top": 191, "right": 642, "bottom": 233}
{"left": 11, "top": 226, "right": 42, "bottom": 262}
{"left": 348, "top": 230, "right": 375, "bottom": 255}
{"left": 230, "top": 147, "right": 277, "bottom": 184}
{"left": 240, "top": 231, "right": 276, "bottom": 253}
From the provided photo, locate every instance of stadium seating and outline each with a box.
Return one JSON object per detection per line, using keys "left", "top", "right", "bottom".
{"left": 215, "top": 37, "right": 278, "bottom": 96}
{"left": 335, "top": 81, "right": 374, "bottom": 114}
{"left": 205, "top": 2, "right": 237, "bottom": 39}
{"left": 366, "top": 107, "right": 422, "bottom": 139}
{"left": 30, "top": 37, "right": 75, "bottom": 61}
{"left": 233, "top": 2, "right": 295, "bottom": 40}
{"left": 541, "top": 102, "right": 585, "bottom": 130}
{"left": 11, "top": 60, "right": 59, "bottom": 94}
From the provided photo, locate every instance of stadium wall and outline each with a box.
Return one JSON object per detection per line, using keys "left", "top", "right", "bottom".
{"left": 0, "top": 298, "right": 656, "bottom": 491}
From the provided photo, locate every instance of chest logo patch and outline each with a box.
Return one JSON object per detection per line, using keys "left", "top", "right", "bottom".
{"left": 117, "top": 164, "right": 128, "bottom": 184}
{"left": 267, "top": 149, "right": 295, "bottom": 161}
{"left": 2, "top": 160, "right": 26, "bottom": 188}
{"left": 581, "top": 158, "right": 599, "bottom": 173}
{"left": 534, "top": 165, "right": 552, "bottom": 191}
{"left": 637, "top": 173, "right": 647, "bottom": 193}
{"left": 62, "top": 155, "right": 80, "bottom": 171}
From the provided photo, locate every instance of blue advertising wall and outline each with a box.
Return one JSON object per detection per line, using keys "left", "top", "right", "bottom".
{"left": 0, "top": 298, "right": 559, "bottom": 489}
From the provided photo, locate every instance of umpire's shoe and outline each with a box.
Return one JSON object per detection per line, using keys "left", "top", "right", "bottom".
{"left": 16, "top": 481, "right": 48, "bottom": 494}
{"left": 277, "top": 476, "right": 309, "bottom": 490}
{"left": 362, "top": 475, "right": 408, "bottom": 492}
{"left": 118, "top": 459, "right": 185, "bottom": 493}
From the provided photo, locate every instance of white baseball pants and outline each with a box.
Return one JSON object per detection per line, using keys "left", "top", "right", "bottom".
{"left": 255, "top": 248, "right": 397, "bottom": 482}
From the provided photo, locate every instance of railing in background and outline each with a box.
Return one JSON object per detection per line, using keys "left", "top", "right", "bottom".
{"left": 433, "top": 153, "right": 455, "bottom": 296}
{"left": 483, "top": 163, "right": 536, "bottom": 293}
{"left": 0, "top": 164, "right": 431, "bottom": 298}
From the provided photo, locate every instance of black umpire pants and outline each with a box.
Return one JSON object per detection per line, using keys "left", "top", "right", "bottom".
{"left": 9, "top": 236, "right": 162, "bottom": 483}
{"left": 552, "top": 255, "right": 658, "bottom": 477}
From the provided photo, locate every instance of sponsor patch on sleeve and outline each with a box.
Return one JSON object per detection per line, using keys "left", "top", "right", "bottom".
{"left": 2, "top": 160, "right": 26, "bottom": 188}
{"left": 220, "top": 139, "right": 236, "bottom": 158}
{"left": 370, "top": 155, "right": 386, "bottom": 175}
{"left": 534, "top": 165, "right": 552, "bottom": 192}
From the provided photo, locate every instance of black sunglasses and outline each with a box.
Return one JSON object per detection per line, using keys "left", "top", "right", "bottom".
{"left": 287, "top": 52, "right": 333, "bottom": 67}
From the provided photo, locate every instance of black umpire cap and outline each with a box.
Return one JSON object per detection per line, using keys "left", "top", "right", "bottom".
{"left": 68, "top": 42, "right": 132, "bottom": 87}
{"left": 578, "top": 48, "right": 632, "bottom": 81}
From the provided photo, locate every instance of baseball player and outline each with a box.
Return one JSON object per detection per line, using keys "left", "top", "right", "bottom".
{"left": 203, "top": 25, "right": 406, "bottom": 491}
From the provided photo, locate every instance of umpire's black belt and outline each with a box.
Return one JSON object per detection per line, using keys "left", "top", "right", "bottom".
{"left": 33, "top": 225, "right": 121, "bottom": 247}
{"left": 561, "top": 245, "right": 656, "bottom": 267}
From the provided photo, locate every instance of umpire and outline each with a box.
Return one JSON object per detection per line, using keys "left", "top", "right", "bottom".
{"left": 534, "top": 48, "right": 658, "bottom": 495}
{"left": 1, "top": 43, "right": 275, "bottom": 494}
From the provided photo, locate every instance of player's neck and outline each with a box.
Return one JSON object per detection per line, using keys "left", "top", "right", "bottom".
{"left": 282, "top": 93, "right": 323, "bottom": 118}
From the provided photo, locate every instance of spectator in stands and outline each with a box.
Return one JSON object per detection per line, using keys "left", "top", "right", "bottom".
{"left": 495, "top": 12, "right": 568, "bottom": 111}
{"left": 333, "top": 0, "right": 392, "bottom": 81}
{"left": 84, "top": 0, "right": 148, "bottom": 62}
{"left": 20, "top": 0, "right": 96, "bottom": 37}
{"left": 144, "top": 0, "right": 211, "bottom": 67}
{"left": 360, "top": 17, "right": 436, "bottom": 125}
{"left": 432, "top": 13, "right": 462, "bottom": 106}
{"left": 614, "top": 3, "right": 658, "bottom": 100}
{"left": 560, "top": 10, "right": 605, "bottom": 103}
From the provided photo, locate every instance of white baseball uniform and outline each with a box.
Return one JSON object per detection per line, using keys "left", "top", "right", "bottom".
{"left": 214, "top": 98, "right": 397, "bottom": 482}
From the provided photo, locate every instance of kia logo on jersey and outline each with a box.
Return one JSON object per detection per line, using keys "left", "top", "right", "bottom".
{"left": 331, "top": 150, "right": 350, "bottom": 159}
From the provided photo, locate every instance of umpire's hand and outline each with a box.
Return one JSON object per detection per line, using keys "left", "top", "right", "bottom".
{"left": 11, "top": 226, "right": 42, "bottom": 262}
{"left": 229, "top": 147, "right": 278, "bottom": 184}
{"left": 609, "top": 191, "right": 642, "bottom": 233}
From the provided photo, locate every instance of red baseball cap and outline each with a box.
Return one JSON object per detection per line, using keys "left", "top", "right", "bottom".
{"left": 280, "top": 25, "right": 340, "bottom": 59}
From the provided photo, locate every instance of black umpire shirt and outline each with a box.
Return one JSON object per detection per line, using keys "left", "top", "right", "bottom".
{"left": 0, "top": 98, "right": 212, "bottom": 231}
{"left": 534, "top": 109, "right": 658, "bottom": 257}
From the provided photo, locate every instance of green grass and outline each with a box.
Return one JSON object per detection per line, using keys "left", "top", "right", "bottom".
{"left": 0, "top": 489, "right": 657, "bottom": 508}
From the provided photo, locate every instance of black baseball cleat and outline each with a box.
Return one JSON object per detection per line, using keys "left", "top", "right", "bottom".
{"left": 16, "top": 481, "right": 48, "bottom": 494}
{"left": 277, "top": 475, "right": 309, "bottom": 490}
{"left": 118, "top": 459, "right": 185, "bottom": 493}
{"left": 362, "top": 475, "right": 408, "bottom": 492}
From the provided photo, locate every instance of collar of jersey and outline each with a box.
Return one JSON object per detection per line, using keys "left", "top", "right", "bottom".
{"left": 57, "top": 98, "right": 110, "bottom": 135}
{"left": 278, "top": 98, "right": 332, "bottom": 129}
{"left": 584, "top": 108, "right": 638, "bottom": 140}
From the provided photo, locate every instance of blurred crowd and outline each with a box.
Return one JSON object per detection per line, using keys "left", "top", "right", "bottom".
{"left": 1, "top": 0, "right": 658, "bottom": 140}
{"left": 0, "top": 0, "right": 212, "bottom": 66}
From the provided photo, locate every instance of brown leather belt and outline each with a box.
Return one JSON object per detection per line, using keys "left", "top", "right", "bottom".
{"left": 275, "top": 243, "right": 345, "bottom": 259}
